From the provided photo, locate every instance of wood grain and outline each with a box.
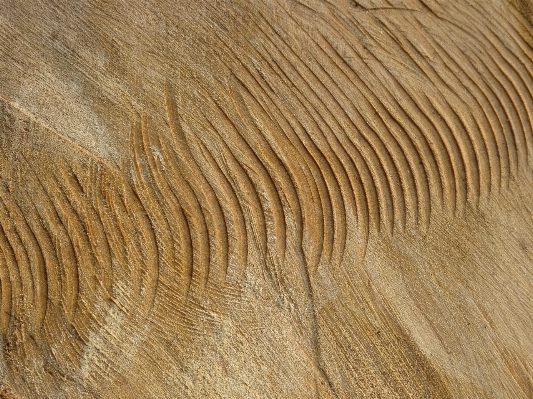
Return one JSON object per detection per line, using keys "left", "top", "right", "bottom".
{"left": 1, "top": 0, "right": 533, "bottom": 397}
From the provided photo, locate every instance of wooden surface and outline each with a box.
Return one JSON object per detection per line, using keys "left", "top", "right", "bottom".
{"left": 1, "top": 0, "right": 533, "bottom": 397}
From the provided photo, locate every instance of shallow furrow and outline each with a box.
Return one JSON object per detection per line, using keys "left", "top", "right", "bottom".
{"left": 164, "top": 86, "right": 230, "bottom": 281}
{"left": 322, "top": 16, "right": 435, "bottom": 226}
{"left": 0, "top": 186, "right": 45, "bottom": 336}
{"left": 454, "top": 33, "right": 529, "bottom": 175}
{"left": 26, "top": 170, "right": 80, "bottom": 323}
{"left": 0, "top": 225, "right": 16, "bottom": 335}
{"left": 230, "top": 75, "right": 322, "bottom": 257}
{"left": 307, "top": 24, "right": 419, "bottom": 232}
{"left": 131, "top": 116, "right": 178, "bottom": 299}
{"left": 120, "top": 177, "right": 159, "bottom": 316}
{"left": 255, "top": 16, "right": 360, "bottom": 221}
{"left": 314, "top": 32, "right": 433, "bottom": 231}
{"left": 193, "top": 137, "right": 248, "bottom": 280}
{"left": 18, "top": 187, "right": 61, "bottom": 309}
{"left": 258, "top": 15, "right": 389, "bottom": 245}
{"left": 95, "top": 178, "right": 134, "bottom": 309}
{"left": 465, "top": 37, "right": 531, "bottom": 172}
{"left": 234, "top": 43, "right": 333, "bottom": 262}
{"left": 477, "top": 6, "right": 533, "bottom": 166}
{"left": 379, "top": 14, "right": 497, "bottom": 197}
{"left": 229, "top": 75, "right": 304, "bottom": 251}
{"left": 477, "top": 2, "right": 533, "bottom": 76}
{"left": 1, "top": 191, "right": 50, "bottom": 337}
{"left": 48, "top": 172, "right": 102, "bottom": 303}
{"left": 211, "top": 21, "right": 340, "bottom": 264}
{"left": 58, "top": 165, "right": 113, "bottom": 300}
{"left": 332, "top": 14, "right": 464, "bottom": 215}
{"left": 236, "top": 72, "right": 336, "bottom": 264}
{"left": 474, "top": 14, "right": 533, "bottom": 163}
{"left": 139, "top": 118, "right": 194, "bottom": 295}
{"left": 281, "top": 83, "right": 349, "bottom": 261}
{"left": 337, "top": 12, "right": 470, "bottom": 213}
{"left": 413, "top": 14, "right": 515, "bottom": 186}
{"left": 349, "top": 16, "right": 482, "bottom": 209}
{"left": 308, "top": 30, "right": 424, "bottom": 231}
{"left": 105, "top": 185, "right": 144, "bottom": 298}
{"left": 453, "top": 3, "right": 533, "bottom": 165}
{"left": 236, "top": 62, "right": 330, "bottom": 265}
{"left": 505, "top": 4, "right": 533, "bottom": 63}
{"left": 324, "top": 26, "right": 456, "bottom": 217}
{"left": 202, "top": 85, "right": 287, "bottom": 263}
{"left": 422, "top": 91, "right": 479, "bottom": 210}
{"left": 317, "top": 30, "right": 419, "bottom": 231}
{"left": 200, "top": 106, "right": 269, "bottom": 264}
{"left": 113, "top": 145, "right": 161, "bottom": 310}
{"left": 250, "top": 17, "right": 353, "bottom": 257}
{"left": 156, "top": 125, "right": 211, "bottom": 289}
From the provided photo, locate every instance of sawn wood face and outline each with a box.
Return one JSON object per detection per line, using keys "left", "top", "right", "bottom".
{"left": 1, "top": 1, "right": 533, "bottom": 397}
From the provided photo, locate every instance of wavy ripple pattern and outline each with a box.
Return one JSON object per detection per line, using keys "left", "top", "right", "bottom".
{"left": 0, "top": 1, "right": 532, "bottom": 391}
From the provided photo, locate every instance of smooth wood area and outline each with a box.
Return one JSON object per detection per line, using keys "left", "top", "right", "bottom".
{"left": 1, "top": 0, "right": 533, "bottom": 397}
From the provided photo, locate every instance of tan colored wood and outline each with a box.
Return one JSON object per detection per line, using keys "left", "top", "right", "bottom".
{"left": 1, "top": 0, "right": 533, "bottom": 397}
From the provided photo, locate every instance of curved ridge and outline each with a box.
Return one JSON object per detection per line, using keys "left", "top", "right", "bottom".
{"left": 114, "top": 0, "right": 533, "bottom": 296}
{"left": 0, "top": 99, "right": 162, "bottom": 375}
{"left": 1, "top": 3, "right": 533, "bottom": 386}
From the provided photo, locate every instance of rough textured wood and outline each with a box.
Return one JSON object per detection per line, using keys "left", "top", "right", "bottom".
{"left": 1, "top": 0, "right": 533, "bottom": 397}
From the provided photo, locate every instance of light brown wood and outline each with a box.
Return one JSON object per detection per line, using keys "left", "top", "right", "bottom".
{"left": 1, "top": 0, "right": 533, "bottom": 397}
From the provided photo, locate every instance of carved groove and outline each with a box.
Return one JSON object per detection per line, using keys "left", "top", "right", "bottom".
{"left": 0, "top": 2, "right": 532, "bottom": 394}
